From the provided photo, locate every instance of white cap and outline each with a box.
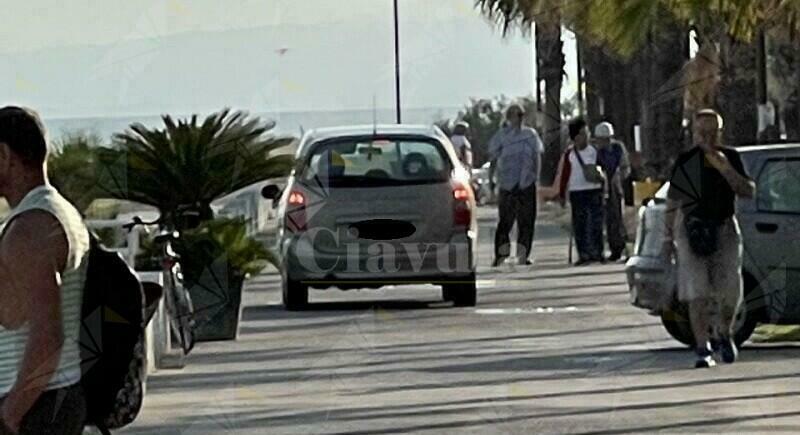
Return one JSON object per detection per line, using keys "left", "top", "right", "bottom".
{"left": 594, "top": 122, "right": 615, "bottom": 138}
{"left": 695, "top": 108, "right": 724, "bottom": 130}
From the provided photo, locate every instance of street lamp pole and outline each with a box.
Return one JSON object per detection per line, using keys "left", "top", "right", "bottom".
{"left": 394, "top": 0, "right": 402, "bottom": 124}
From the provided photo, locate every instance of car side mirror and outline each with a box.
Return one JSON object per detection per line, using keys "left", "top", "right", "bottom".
{"left": 261, "top": 185, "right": 282, "bottom": 200}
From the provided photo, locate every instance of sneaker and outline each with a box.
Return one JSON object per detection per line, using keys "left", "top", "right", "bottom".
{"left": 517, "top": 258, "right": 533, "bottom": 266}
{"left": 574, "top": 259, "right": 592, "bottom": 267}
{"left": 719, "top": 338, "right": 738, "bottom": 364}
{"left": 607, "top": 252, "right": 623, "bottom": 262}
{"left": 695, "top": 354, "right": 717, "bottom": 369}
{"left": 492, "top": 257, "right": 508, "bottom": 268}
{"left": 694, "top": 343, "right": 717, "bottom": 369}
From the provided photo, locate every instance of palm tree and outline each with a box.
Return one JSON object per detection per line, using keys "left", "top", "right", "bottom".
{"left": 97, "top": 109, "right": 295, "bottom": 231}
{"left": 477, "top": 0, "right": 565, "bottom": 184}
{"left": 574, "top": 0, "right": 800, "bottom": 147}
{"left": 49, "top": 132, "right": 105, "bottom": 213}
{"left": 484, "top": 0, "right": 800, "bottom": 173}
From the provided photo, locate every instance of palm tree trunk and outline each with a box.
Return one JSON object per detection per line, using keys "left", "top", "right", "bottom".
{"left": 641, "top": 22, "right": 687, "bottom": 178}
{"left": 536, "top": 19, "right": 564, "bottom": 185}
{"left": 582, "top": 39, "right": 642, "bottom": 149}
{"left": 795, "top": 44, "right": 800, "bottom": 140}
{"left": 717, "top": 35, "right": 759, "bottom": 146}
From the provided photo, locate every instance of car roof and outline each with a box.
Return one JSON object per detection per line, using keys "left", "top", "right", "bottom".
{"left": 304, "top": 124, "right": 443, "bottom": 143}
{"left": 736, "top": 143, "right": 800, "bottom": 154}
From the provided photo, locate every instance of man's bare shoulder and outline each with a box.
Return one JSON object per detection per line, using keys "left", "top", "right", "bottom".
{"left": 1, "top": 210, "right": 68, "bottom": 271}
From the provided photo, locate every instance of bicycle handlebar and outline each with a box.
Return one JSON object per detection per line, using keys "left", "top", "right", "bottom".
{"left": 123, "top": 215, "right": 161, "bottom": 232}
{"left": 123, "top": 205, "right": 203, "bottom": 233}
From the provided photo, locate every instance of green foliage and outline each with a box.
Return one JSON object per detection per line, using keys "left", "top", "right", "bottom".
{"left": 97, "top": 109, "right": 295, "bottom": 231}
{"left": 134, "top": 233, "right": 162, "bottom": 271}
{"left": 48, "top": 132, "right": 104, "bottom": 213}
{"left": 478, "top": 0, "right": 800, "bottom": 56}
{"left": 93, "top": 226, "right": 119, "bottom": 248}
{"left": 176, "top": 218, "right": 274, "bottom": 286}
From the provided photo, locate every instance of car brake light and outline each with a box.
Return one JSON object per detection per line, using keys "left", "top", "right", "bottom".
{"left": 286, "top": 190, "right": 307, "bottom": 232}
{"left": 454, "top": 185, "right": 470, "bottom": 201}
{"left": 288, "top": 191, "right": 306, "bottom": 206}
{"left": 453, "top": 182, "right": 472, "bottom": 227}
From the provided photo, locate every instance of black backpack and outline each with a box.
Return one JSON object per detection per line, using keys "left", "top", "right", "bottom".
{"left": 80, "top": 233, "right": 160, "bottom": 434}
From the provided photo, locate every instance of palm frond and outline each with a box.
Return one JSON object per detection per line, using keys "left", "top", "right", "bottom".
{"left": 98, "top": 109, "right": 295, "bottom": 229}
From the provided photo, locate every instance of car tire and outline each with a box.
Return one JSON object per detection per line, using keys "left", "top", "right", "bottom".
{"left": 661, "top": 300, "right": 758, "bottom": 348}
{"left": 283, "top": 277, "right": 309, "bottom": 311}
{"left": 660, "top": 304, "right": 694, "bottom": 346}
{"left": 442, "top": 277, "right": 477, "bottom": 307}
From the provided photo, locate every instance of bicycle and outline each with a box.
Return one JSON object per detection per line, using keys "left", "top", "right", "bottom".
{"left": 124, "top": 216, "right": 196, "bottom": 360}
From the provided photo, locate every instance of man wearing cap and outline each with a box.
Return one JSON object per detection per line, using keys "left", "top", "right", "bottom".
{"left": 595, "top": 122, "right": 631, "bottom": 261}
{"left": 488, "top": 104, "right": 544, "bottom": 266}
{"left": 664, "top": 109, "right": 755, "bottom": 369}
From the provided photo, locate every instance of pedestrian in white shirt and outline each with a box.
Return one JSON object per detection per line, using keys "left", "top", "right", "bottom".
{"left": 550, "top": 118, "right": 606, "bottom": 266}
{"left": 450, "top": 121, "right": 473, "bottom": 171}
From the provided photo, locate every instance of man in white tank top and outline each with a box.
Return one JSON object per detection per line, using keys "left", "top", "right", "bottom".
{"left": 0, "top": 107, "right": 87, "bottom": 434}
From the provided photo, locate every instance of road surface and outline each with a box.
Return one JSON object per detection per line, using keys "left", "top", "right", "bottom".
{"left": 123, "top": 209, "right": 800, "bottom": 434}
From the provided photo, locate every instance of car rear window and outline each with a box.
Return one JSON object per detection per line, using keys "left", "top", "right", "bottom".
{"left": 300, "top": 137, "right": 451, "bottom": 187}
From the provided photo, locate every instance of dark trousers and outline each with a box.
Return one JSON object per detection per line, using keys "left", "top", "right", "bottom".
{"left": 495, "top": 183, "right": 537, "bottom": 261}
{"left": 605, "top": 187, "right": 627, "bottom": 256}
{"left": 570, "top": 189, "right": 604, "bottom": 262}
{"left": 0, "top": 384, "right": 86, "bottom": 435}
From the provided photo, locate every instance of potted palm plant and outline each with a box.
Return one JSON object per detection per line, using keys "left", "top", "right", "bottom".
{"left": 97, "top": 109, "right": 294, "bottom": 340}
{"left": 175, "top": 218, "right": 273, "bottom": 341}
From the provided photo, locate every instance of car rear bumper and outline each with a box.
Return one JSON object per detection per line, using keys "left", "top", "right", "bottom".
{"left": 625, "top": 255, "right": 676, "bottom": 314}
{"left": 282, "top": 232, "right": 476, "bottom": 288}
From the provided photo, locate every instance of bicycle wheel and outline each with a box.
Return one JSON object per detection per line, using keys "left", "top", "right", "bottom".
{"left": 164, "top": 270, "right": 196, "bottom": 355}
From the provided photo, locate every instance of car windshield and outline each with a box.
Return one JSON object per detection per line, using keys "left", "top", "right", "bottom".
{"left": 300, "top": 137, "right": 451, "bottom": 187}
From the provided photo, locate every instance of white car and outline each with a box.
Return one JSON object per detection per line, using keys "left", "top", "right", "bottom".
{"left": 262, "top": 125, "right": 478, "bottom": 310}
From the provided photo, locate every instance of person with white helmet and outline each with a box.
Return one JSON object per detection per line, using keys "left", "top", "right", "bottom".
{"left": 594, "top": 121, "right": 631, "bottom": 261}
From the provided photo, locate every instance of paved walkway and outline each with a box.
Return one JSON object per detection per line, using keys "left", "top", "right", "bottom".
{"left": 121, "top": 211, "right": 800, "bottom": 434}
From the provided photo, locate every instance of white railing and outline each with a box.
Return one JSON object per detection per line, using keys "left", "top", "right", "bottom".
{"left": 212, "top": 180, "right": 282, "bottom": 236}
{"left": 85, "top": 184, "right": 280, "bottom": 373}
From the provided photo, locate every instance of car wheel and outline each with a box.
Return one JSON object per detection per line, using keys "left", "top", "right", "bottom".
{"left": 283, "top": 277, "right": 309, "bottom": 311}
{"left": 442, "top": 277, "right": 477, "bottom": 307}
{"left": 732, "top": 301, "right": 758, "bottom": 347}
{"left": 660, "top": 303, "right": 694, "bottom": 346}
{"left": 661, "top": 300, "right": 758, "bottom": 348}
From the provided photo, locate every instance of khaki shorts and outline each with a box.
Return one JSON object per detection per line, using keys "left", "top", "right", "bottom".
{"left": 675, "top": 214, "right": 743, "bottom": 311}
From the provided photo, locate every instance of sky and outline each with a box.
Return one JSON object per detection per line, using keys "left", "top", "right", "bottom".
{"left": 0, "top": 0, "right": 578, "bottom": 119}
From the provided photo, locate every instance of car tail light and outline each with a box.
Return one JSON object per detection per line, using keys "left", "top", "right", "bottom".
{"left": 453, "top": 182, "right": 472, "bottom": 227}
{"left": 286, "top": 190, "right": 308, "bottom": 232}
{"left": 453, "top": 185, "right": 470, "bottom": 201}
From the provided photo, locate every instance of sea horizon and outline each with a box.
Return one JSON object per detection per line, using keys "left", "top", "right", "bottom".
{"left": 44, "top": 106, "right": 462, "bottom": 142}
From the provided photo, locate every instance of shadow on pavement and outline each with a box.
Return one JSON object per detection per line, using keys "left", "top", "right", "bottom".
{"left": 138, "top": 377, "right": 800, "bottom": 434}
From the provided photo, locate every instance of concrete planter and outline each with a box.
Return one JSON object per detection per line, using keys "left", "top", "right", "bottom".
{"left": 186, "top": 264, "right": 246, "bottom": 342}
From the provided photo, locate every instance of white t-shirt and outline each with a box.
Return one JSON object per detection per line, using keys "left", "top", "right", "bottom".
{"left": 450, "top": 135, "right": 472, "bottom": 167}
{"left": 568, "top": 145, "right": 603, "bottom": 192}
